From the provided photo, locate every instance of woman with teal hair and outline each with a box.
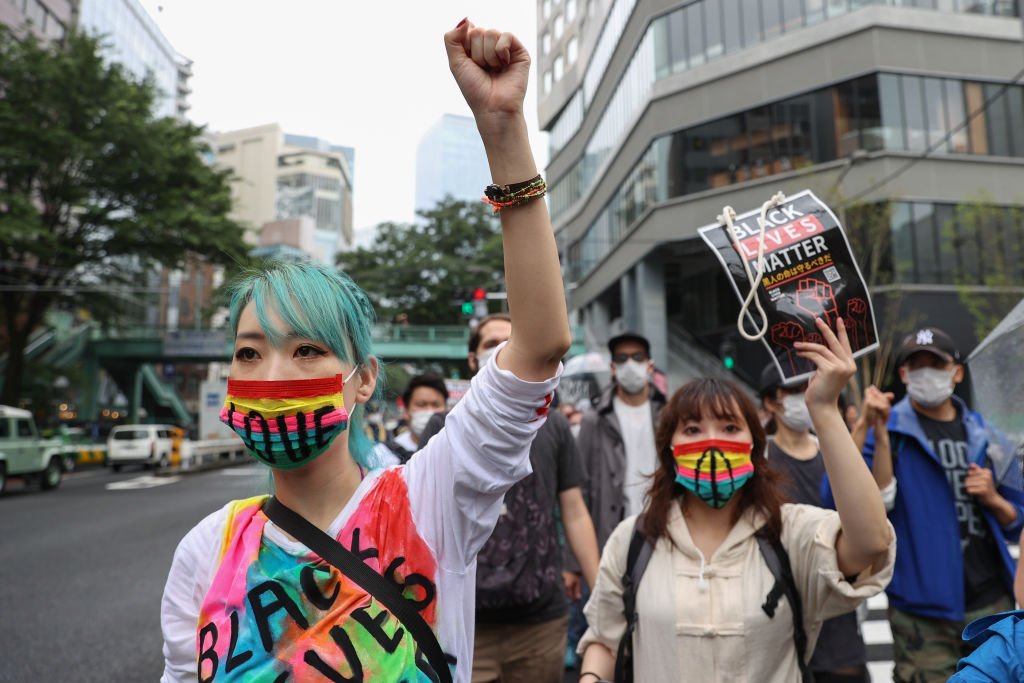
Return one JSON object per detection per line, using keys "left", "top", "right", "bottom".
{"left": 160, "top": 20, "right": 570, "bottom": 683}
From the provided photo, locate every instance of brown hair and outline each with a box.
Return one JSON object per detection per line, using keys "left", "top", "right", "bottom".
{"left": 468, "top": 313, "right": 512, "bottom": 354}
{"left": 640, "top": 377, "right": 789, "bottom": 543}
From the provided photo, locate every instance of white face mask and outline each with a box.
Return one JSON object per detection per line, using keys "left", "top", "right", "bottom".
{"left": 907, "top": 367, "right": 955, "bottom": 408}
{"left": 409, "top": 410, "right": 436, "bottom": 437}
{"left": 476, "top": 347, "right": 496, "bottom": 370}
{"left": 615, "top": 360, "right": 649, "bottom": 394}
{"left": 777, "top": 393, "right": 813, "bottom": 432}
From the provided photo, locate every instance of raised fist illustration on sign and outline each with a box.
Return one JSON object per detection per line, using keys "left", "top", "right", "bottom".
{"left": 794, "top": 279, "right": 839, "bottom": 327}
{"left": 846, "top": 297, "right": 871, "bottom": 350}
{"left": 770, "top": 321, "right": 806, "bottom": 376}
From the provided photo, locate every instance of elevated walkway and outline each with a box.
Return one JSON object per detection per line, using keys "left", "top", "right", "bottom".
{"left": 5, "top": 322, "right": 586, "bottom": 424}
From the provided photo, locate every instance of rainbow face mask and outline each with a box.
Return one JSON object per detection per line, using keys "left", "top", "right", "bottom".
{"left": 673, "top": 439, "right": 754, "bottom": 509}
{"left": 220, "top": 368, "right": 358, "bottom": 470}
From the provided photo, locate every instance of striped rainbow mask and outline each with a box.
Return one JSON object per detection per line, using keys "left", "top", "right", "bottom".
{"left": 673, "top": 439, "right": 754, "bottom": 508}
{"left": 220, "top": 368, "right": 358, "bottom": 470}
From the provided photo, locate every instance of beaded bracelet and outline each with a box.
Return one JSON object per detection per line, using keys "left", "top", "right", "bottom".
{"left": 482, "top": 174, "right": 547, "bottom": 213}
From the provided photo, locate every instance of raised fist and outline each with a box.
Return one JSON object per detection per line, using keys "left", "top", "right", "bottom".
{"left": 846, "top": 297, "right": 871, "bottom": 350}
{"left": 771, "top": 321, "right": 806, "bottom": 376}
{"left": 444, "top": 20, "right": 530, "bottom": 121}
{"left": 794, "top": 279, "right": 838, "bottom": 327}
{"left": 771, "top": 321, "right": 805, "bottom": 348}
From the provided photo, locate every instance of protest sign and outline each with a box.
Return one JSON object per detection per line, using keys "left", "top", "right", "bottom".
{"left": 698, "top": 189, "right": 878, "bottom": 383}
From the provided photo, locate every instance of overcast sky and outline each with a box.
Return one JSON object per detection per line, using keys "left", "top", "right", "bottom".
{"left": 138, "top": 1, "right": 549, "bottom": 237}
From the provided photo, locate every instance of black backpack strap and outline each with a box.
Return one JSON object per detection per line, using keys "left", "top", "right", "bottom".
{"left": 263, "top": 497, "right": 453, "bottom": 683}
{"left": 756, "top": 532, "right": 812, "bottom": 683}
{"left": 614, "top": 515, "right": 654, "bottom": 683}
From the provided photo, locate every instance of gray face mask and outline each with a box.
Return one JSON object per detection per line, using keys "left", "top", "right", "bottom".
{"left": 615, "top": 360, "right": 649, "bottom": 394}
{"left": 907, "top": 367, "right": 955, "bottom": 408}
{"left": 777, "top": 392, "right": 813, "bottom": 432}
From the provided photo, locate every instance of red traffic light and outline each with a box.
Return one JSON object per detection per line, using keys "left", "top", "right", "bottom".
{"left": 472, "top": 288, "right": 486, "bottom": 300}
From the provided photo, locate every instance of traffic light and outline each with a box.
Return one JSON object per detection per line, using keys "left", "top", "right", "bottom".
{"left": 718, "top": 339, "right": 737, "bottom": 371}
{"left": 472, "top": 287, "right": 488, "bottom": 317}
{"left": 458, "top": 288, "right": 488, "bottom": 317}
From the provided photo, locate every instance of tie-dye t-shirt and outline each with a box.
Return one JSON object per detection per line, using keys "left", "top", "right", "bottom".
{"left": 160, "top": 350, "right": 560, "bottom": 683}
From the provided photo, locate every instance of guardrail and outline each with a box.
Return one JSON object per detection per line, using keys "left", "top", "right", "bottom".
{"left": 177, "top": 438, "right": 248, "bottom": 471}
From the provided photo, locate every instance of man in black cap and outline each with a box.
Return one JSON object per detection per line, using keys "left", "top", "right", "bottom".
{"left": 576, "top": 331, "right": 666, "bottom": 553}
{"left": 825, "top": 326, "right": 1024, "bottom": 682}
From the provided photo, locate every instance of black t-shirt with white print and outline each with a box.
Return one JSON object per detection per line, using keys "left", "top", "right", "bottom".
{"left": 916, "top": 410, "right": 1007, "bottom": 611}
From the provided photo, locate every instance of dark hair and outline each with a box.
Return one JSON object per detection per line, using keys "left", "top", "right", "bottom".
{"left": 402, "top": 372, "right": 449, "bottom": 407}
{"left": 468, "top": 313, "right": 512, "bottom": 355}
{"left": 641, "top": 378, "right": 788, "bottom": 543}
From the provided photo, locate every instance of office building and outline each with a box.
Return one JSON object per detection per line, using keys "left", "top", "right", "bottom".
{"left": 0, "top": 0, "right": 75, "bottom": 40}
{"left": 214, "top": 124, "right": 355, "bottom": 263}
{"left": 78, "top": 0, "right": 190, "bottom": 120}
{"left": 539, "top": 0, "right": 1024, "bottom": 388}
{"left": 415, "top": 113, "right": 492, "bottom": 214}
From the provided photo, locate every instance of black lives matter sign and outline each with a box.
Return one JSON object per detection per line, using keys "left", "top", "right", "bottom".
{"left": 698, "top": 189, "right": 878, "bottom": 383}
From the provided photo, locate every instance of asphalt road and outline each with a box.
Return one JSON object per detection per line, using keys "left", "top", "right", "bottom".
{"left": 0, "top": 462, "right": 269, "bottom": 683}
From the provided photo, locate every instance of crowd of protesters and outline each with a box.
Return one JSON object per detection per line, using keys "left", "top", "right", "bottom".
{"left": 160, "top": 19, "right": 1024, "bottom": 683}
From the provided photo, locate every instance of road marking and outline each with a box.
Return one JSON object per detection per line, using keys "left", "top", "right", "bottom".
{"left": 106, "top": 475, "right": 181, "bottom": 490}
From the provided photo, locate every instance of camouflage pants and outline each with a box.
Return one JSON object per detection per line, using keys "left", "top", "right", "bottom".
{"left": 889, "top": 594, "right": 1015, "bottom": 683}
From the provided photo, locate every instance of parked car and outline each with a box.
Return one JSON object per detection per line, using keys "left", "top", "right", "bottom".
{"left": 106, "top": 424, "right": 176, "bottom": 471}
{"left": 54, "top": 425, "right": 95, "bottom": 472}
{"left": 0, "top": 405, "right": 65, "bottom": 495}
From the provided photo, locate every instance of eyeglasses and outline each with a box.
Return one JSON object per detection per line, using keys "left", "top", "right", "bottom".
{"left": 613, "top": 352, "right": 649, "bottom": 364}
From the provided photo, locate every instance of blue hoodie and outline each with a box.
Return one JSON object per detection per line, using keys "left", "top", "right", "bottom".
{"left": 951, "top": 610, "right": 1024, "bottom": 681}
{"left": 822, "top": 394, "right": 1024, "bottom": 621}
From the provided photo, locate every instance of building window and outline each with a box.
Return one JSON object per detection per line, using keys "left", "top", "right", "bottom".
{"left": 26, "top": 0, "right": 46, "bottom": 26}
{"left": 685, "top": 3, "right": 704, "bottom": 67}
{"left": 723, "top": 0, "right": 744, "bottom": 53}
{"left": 763, "top": 0, "right": 783, "bottom": 40}
{"left": 704, "top": 0, "right": 724, "bottom": 60}
{"left": 554, "top": 55, "right": 564, "bottom": 81}
{"left": 567, "top": 0, "right": 577, "bottom": 21}
{"left": 44, "top": 15, "right": 65, "bottom": 40}
{"left": 554, "top": 13, "right": 564, "bottom": 39}
{"left": 567, "top": 36, "right": 579, "bottom": 64}
{"left": 542, "top": 32, "right": 551, "bottom": 55}
{"left": 543, "top": 0, "right": 552, "bottom": 19}
{"left": 544, "top": 70, "right": 553, "bottom": 95}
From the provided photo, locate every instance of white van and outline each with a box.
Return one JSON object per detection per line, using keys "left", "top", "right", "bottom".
{"left": 106, "top": 424, "right": 175, "bottom": 471}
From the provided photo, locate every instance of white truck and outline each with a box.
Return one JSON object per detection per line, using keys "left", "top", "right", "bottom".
{"left": 0, "top": 405, "right": 67, "bottom": 495}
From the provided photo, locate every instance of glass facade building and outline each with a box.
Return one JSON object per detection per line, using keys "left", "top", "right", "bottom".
{"left": 537, "top": 0, "right": 1024, "bottom": 387}
{"left": 567, "top": 72, "right": 1024, "bottom": 281}
{"left": 79, "top": 0, "right": 189, "bottom": 120}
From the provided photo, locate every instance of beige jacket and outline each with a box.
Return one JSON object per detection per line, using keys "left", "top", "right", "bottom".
{"left": 579, "top": 503, "right": 896, "bottom": 682}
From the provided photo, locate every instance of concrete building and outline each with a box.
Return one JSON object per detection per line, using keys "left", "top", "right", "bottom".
{"left": 214, "top": 124, "right": 355, "bottom": 263}
{"left": 539, "top": 0, "right": 1024, "bottom": 390}
{"left": 415, "top": 113, "right": 492, "bottom": 214}
{"left": 0, "top": 0, "right": 76, "bottom": 40}
{"left": 78, "top": 0, "right": 190, "bottom": 120}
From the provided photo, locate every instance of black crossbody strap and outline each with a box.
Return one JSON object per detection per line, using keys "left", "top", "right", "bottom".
{"left": 756, "top": 532, "right": 812, "bottom": 683}
{"left": 263, "top": 497, "right": 452, "bottom": 683}
{"left": 615, "top": 515, "right": 654, "bottom": 683}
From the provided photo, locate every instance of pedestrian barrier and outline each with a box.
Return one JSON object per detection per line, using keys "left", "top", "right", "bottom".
{"left": 169, "top": 427, "right": 185, "bottom": 467}
{"left": 75, "top": 445, "right": 106, "bottom": 465}
{"left": 173, "top": 438, "right": 247, "bottom": 472}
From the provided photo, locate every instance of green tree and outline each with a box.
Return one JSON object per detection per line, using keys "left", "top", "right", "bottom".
{"left": 946, "top": 195, "right": 1024, "bottom": 342}
{"left": 338, "top": 197, "right": 504, "bottom": 324}
{"left": 0, "top": 28, "right": 247, "bottom": 404}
